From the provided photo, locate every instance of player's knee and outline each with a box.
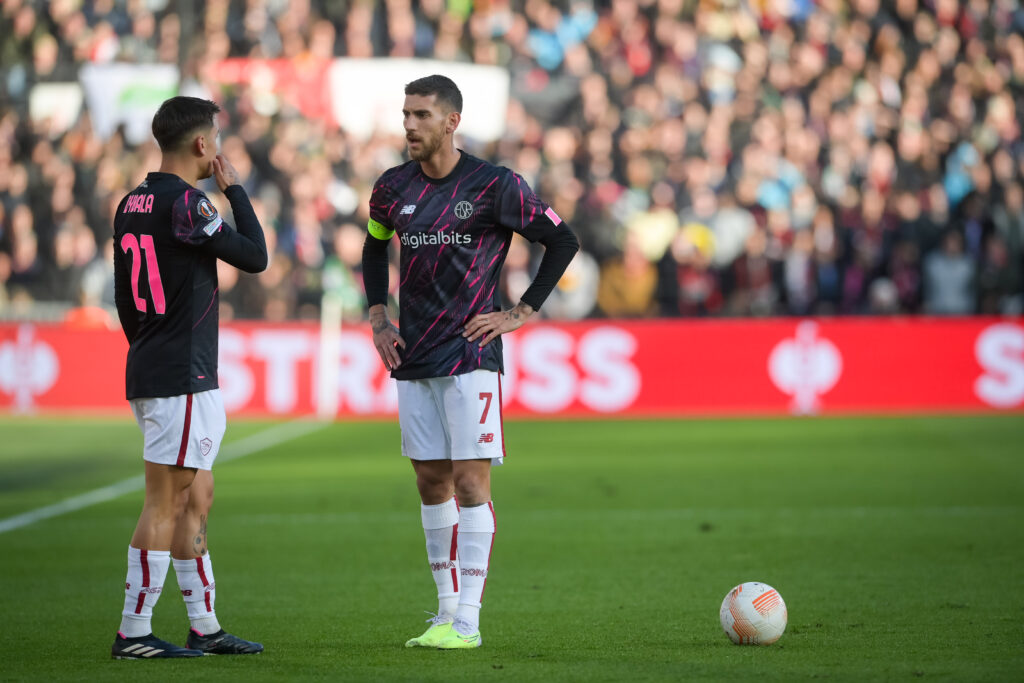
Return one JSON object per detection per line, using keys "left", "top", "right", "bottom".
{"left": 453, "top": 474, "right": 489, "bottom": 506}
{"left": 186, "top": 484, "right": 213, "bottom": 516}
{"left": 171, "top": 487, "right": 191, "bottom": 520}
{"left": 416, "top": 477, "right": 452, "bottom": 504}
{"left": 187, "top": 471, "right": 214, "bottom": 513}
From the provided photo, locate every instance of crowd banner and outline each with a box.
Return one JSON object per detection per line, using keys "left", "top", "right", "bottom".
{"left": 78, "top": 64, "right": 179, "bottom": 145}
{"left": 1, "top": 319, "right": 1022, "bottom": 417}
{"left": 327, "top": 58, "right": 509, "bottom": 142}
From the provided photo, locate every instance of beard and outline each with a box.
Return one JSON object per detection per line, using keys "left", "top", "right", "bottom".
{"left": 407, "top": 127, "right": 444, "bottom": 161}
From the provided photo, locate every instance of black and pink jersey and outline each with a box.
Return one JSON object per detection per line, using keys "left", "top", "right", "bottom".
{"left": 113, "top": 172, "right": 267, "bottom": 400}
{"left": 368, "top": 152, "right": 570, "bottom": 380}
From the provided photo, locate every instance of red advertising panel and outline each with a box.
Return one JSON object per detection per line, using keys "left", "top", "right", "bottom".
{"left": 1, "top": 318, "right": 1022, "bottom": 417}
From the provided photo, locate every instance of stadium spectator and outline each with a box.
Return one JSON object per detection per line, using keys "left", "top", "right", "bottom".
{"left": 0, "top": 0, "right": 1022, "bottom": 320}
{"left": 923, "top": 229, "right": 977, "bottom": 314}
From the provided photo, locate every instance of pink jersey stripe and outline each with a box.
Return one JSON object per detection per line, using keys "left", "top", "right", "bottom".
{"left": 400, "top": 255, "right": 419, "bottom": 287}
{"left": 405, "top": 308, "right": 447, "bottom": 357}
{"left": 193, "top": 287, "right": 218, "bottom": 329}
{"left": 475, "top": 176, "right": 499, "bottom": 202}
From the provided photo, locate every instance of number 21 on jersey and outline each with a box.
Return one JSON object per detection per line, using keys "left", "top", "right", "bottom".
{"left": 121, "top": 233, "right": 166, "bottom": 314}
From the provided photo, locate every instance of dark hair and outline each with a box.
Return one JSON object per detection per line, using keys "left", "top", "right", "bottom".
{"left": 151, "top": 96, "right": 221, "bottom": 151}
{"left": 404, "top": 75, "right": 463, "bottom": 113}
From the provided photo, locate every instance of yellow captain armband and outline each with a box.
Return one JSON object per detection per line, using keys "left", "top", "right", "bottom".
{"left": 368, "top": 218, "right": 395, "bottom": 241}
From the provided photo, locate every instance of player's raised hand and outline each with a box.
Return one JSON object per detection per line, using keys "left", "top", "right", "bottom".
{"left": 463, "top": 302, "right": 535, "bottom": 348}
{"left": 211, "top": 154, "right": 241, "bottom": 192}
{"left": 370, "top": 305, "right": 405, "bottom": 370}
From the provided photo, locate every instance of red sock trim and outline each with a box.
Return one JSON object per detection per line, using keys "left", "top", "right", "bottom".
{"left": 134, "top": 549, "right": 150, "bottom": 614}
{"left": 450, "top": 523, "right": 459, "bottom": 593}
{"left": 479, "top": 502, "right": 496, "bottom": 604}
{"left": 140, "top": 549, "right": 150, "bottom": 587}
{"left": 195, "top": 557, "right": 210, "bottom": 587}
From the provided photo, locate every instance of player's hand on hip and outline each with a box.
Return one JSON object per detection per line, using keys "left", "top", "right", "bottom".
{"left": 463, "top": 302, "right": 535, "bottom": 348}
{"left": 212, "top": 154, "right": 241, "bottom": 192}
{"left": 371, "top": 314, "right": 405, "bottom": 370}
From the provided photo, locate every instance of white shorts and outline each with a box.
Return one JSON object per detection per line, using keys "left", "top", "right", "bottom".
{"left": 397, "top": 369, "right": 505, "bottom": 465}
{"left": 130, "top": 389, "right": 226, "bottom": 470}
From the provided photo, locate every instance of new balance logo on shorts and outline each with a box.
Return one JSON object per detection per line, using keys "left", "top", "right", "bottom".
{"left": 478, "top": 433, "right": 494, "bottom": 443}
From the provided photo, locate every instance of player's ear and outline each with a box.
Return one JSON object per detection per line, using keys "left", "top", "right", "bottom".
{"left": 446, "top": 111, "right": 461, "bottom": 135}
{"left": 193, "top": 133, "right": 207, "bottom": 158}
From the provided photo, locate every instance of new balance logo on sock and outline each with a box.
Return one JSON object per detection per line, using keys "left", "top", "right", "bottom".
{"left": 478, "top": 434, "right": 494, "bottom": 443}
{"left": 462, "top": 568, "right": 488, "bottom": 578}
{"left": 139, "top": 587, "right": 162, "bottom": 595}
{"left": 431, "top": 560, "right": 456, "bottom": 572}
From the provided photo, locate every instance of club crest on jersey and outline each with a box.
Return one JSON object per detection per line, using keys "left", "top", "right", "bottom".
{"left": 455, "top": 201, "right": 474, "bottom": 219}
{"left": 197, "top": 198, "right": 217, "bottom": 219}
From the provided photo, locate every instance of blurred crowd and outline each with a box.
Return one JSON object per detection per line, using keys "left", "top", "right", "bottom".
{"left": 1, "top": 0, "right": 1023, "bottom": 324}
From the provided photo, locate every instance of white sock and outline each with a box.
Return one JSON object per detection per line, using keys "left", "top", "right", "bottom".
{"left": 119, "top": 546, "right": 170, "bottom": 637}
{"left": 421, "top": 498, "right": 460, "bottom": 619}
{"left": 173, "top": 553, "right": 221, "bottom": 635}
{"left": 454, "top": 502, "right": 496, "bottom": 634}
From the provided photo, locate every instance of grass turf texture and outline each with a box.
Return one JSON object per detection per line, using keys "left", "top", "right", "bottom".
{"left": 0, "top": 415, "right": 1022, "bottom": 682}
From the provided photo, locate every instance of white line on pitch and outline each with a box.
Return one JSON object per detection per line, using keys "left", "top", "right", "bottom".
{"left": 0, "top": 419, "right": 327, "bottom": 535}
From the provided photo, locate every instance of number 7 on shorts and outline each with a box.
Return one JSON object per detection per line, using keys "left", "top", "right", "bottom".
{"left": 478, "top": 392, "right": 492, "bottom": 424}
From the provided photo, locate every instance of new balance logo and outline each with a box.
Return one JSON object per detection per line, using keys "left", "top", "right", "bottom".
{"left": 461, "top": 568, "right": 488, "bottom": 578}
{"left": 431, "top": 560, "right": 456, "bottom": 572}
{"left": 400, "top": 204, "right": 417, "bottom": 215}
{"left": 478, "top": 433, "right": 494, "bottom": 443}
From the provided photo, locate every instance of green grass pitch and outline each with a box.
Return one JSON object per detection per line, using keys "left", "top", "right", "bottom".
{"left": 1, "top": 414, "right": 1023, "bottom": 682}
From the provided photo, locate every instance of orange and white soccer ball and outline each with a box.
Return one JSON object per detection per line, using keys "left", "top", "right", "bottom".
{"left": 719, "top": 582, "right": 787, "bottom": 645}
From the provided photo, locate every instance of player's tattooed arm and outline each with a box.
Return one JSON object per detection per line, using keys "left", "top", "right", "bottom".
{"left": 369, "top": 304, "right": 406, "bottom": 370}
{"left": 463, "top": 301, "right": 535, "bottom": 348}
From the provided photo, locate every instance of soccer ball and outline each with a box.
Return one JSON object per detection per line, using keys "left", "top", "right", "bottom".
{"left": 719, "top": 582, "right": 787, "bottom": 645}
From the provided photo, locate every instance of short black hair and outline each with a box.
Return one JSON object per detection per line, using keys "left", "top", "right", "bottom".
{"left": 404, "top": 75, "right": 463, "bottom": 113}
{"left": 151, "top": 96, "right": 221, "bottom": 151}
